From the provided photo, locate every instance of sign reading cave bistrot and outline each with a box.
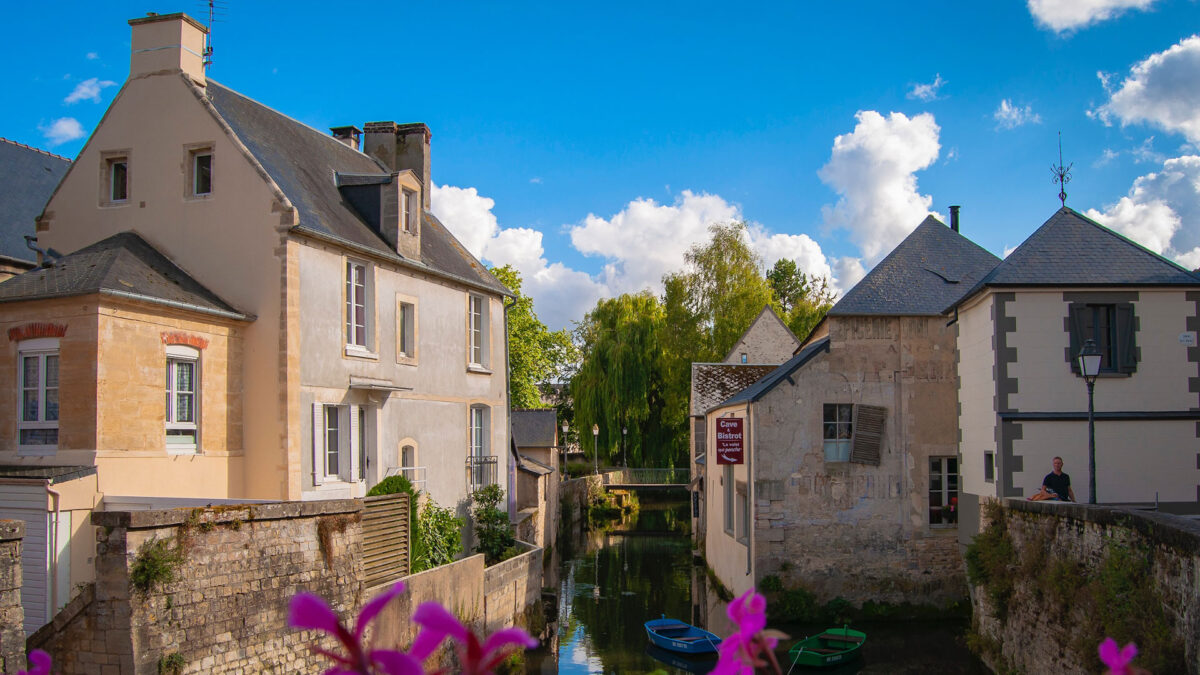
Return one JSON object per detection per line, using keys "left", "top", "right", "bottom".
{"left": 715, "top": 418, "right": 744, "bottom": 464}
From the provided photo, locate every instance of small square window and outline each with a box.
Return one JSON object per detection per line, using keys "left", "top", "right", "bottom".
{"left": 192, "top": 151, "right": 212, "bottom": 196}
{"left": 823, "top": 404, "right": 853, "bottom": 462}
{"left": 984, "top": 451, "right": 995, "bottom": 483}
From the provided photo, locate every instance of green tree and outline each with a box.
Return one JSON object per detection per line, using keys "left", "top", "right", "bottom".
{"left": 490, "top": 265, "right": 576, "bottom": 409}
{"left": 766, "top": 258, "right": 836, "bottom": 341}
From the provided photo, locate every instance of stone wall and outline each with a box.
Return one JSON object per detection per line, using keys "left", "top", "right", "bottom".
{"left": 0, "top": 520, "right": 24, "bottom": 674}
{"left": 970, "top": 498, "right": 1200, "bottom": 674}
{"left": 483, "top": 541, "right": 543, "bottom": 635}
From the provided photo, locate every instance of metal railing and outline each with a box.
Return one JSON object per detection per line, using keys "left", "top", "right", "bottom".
{"left": 615, "top": 468, "right": 689, "bottom": 484}
{"left": 466, "top": 455, "right": 498, "bottom": 493}
{"left": 384, "top": 465, "right": 427, "bottom": 490}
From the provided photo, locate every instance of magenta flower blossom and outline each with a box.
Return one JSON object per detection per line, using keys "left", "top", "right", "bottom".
{"left": 1099, "top": 638, "right": 1138, "bottom": 675}
{"left": 713, "top": 589, "right": 782, "bottom": 675}
{"left": 14, "top": 651, "right": 51, "bottom": 675}
{"left": 410, "top": 601, "right": 538, "bottom": 674}
{"left": 288, "top": 581, "right": 422, "bottom": 675}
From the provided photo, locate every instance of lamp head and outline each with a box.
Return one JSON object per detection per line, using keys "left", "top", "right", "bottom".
{"left": 591, "top": 424, "right": 599, "bottom": 437}
{"left": 1078, "top": 338, "right": 1102, "bottom": 382}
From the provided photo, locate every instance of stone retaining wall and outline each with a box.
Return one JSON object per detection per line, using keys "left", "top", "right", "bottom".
{"left": 0, "top": 520, "right": 24, "bottom": 674}
{"left": 970, "top": 498, "right": 1200, "bottom": 674}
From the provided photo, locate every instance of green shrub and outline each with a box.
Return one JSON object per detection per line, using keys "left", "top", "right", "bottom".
{"left": 759, "top": 575, "right": 783, "bottom": 592}
{"left": 472, "top": 484, "right": 517, "bottom": 565}
{"left": 367, "top": 474, "right": 417, "bottom": 498}
{"left": 131, "top": 537, "right": 184, "bottom": 595}
{"left": 770, "top": 587, "right": 818, "bottom": 623}
{"left": 412, "top": 499, "right": 463, "bottom": 572}
{"left": 563, "top": 461, "right": 592, "bottom": 479}
{"left": 157, "top": 652, "right": 185, "bottom": 675}
{"left": 964, "top": 510, "right": 1016, "bottom": 620}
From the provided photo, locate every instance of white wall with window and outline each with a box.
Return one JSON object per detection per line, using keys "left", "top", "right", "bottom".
{"left": 310, "top": 402, "right": 373, "bottom": 494}
{"left": 396, "top": 296, "right": 417, "bottom": 362}
{"left": 187, "top": 145, "right": 213, "bottom": 197}
{"left": 345, "top": 260, "right": 374, "bottom": 354}
{"left": 165, "top": 344, "right": 200, "bottom": 452}
{"left": 18, "top": 338, "right": 59, "bottom": 454}
{"left": 101, "top": 151, "right": 129, "bottom": 205}
{"left": 467, "top": 294, "right": 490, "bottom": 368}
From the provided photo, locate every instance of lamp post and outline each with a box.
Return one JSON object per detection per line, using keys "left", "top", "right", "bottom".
{"left": 561, "top": 420, "right": 569, "bottom": 470}
{"left": 592, "top": 424, "right": 600, "bottom": 475}
{"left": 622, "top": 426, "right": 628, "bottom": 468}
{"left": 1077, "top": 338, "right": 1102, "bottom": 504}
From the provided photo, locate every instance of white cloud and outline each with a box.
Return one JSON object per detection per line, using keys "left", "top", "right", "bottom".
{"left": 64, "top": 77, "right": 117, "bottom": 104}
{"left": 1027, "top": 0, "right": 1158, "bottom": 32}
{"left": 1085, "top": 155, "right": 1200, "bottom": 265}
{"left": 993, "top": 99, "right": 1042, "bottom": 129}
{"left": 1092, "top": 35, "right": 1200, "bottom": 143}
{"left": 86, "top": 52, "right": 99, "bottom": 60}
{"left": 818, "top": 110, "right": 942, "bottom": 263}
{"left": 1002, "top": 245, "right": 1019, "bottom": 258}
{"left": 907, "top": 74, "right": 945, "bottom": 102}
{"left": 39, "top": 117, "right": 85, "bottom": 146}
{"left": 430, "top": 184, "right": 499, "bottom": 258}
{"left": 832, "top": 258, "right": 866, "bottom": 295}
{"left": 529, "top": 177, "right": 543, "bottom": 184}
{"left": 1094, "top": 148, "right": 1121, "bottom": 167}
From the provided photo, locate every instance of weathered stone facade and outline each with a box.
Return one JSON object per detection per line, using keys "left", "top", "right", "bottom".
{"left": 970, "top": 498, "right": 1200, "bottom": 674}
{"left": 0, "top": 520, "right": 24, "bottom": 673}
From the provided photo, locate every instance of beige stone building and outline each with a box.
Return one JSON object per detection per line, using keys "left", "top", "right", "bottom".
{"left": 0, "top": 12, "right": 512, "bottom": 634}
{"left": 955, "top": 207, "right": 1200, "bottom": 542}
{"left": 702, "top": 213, "right": 998, "bottom": 605}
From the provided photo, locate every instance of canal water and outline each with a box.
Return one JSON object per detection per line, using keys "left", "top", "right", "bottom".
{"left": 530, "top": 495, "right": 990, "bottom": 674}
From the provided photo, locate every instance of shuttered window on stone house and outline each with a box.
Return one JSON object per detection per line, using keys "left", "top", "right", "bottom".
{"left": 1066, "top": 302, "right": 1137, "bottom": 375}
{"left": 849, "top": 404, "right": 887, "bottom": 465}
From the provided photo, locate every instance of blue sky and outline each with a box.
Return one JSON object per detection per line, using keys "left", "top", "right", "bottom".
{"left": 3, "top": 1, "right": 1199, "bottom": 328}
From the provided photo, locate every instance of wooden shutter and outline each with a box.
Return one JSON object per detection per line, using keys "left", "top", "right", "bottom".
{"left": 1115, "top": 304, "right": 1138, "bottom": 374}
{"left": 849, "top": 405, "right": 887, "bottom": 465}
{"left": 693, "top": 418, "right": 706, "bottom": 458}
{"left": 312, "top": 403, "right": 324, "bottom": 486}
{"left": 1067, "top": 304, "right": 1090, "bottom": 374}
{"left": 348, "top": 405, "right": 361, "bottom": 483}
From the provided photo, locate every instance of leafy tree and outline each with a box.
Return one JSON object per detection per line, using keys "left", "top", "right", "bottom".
{"left": 413, "top": 499, "right": 463, "bottom": 572}
{"left": 766, "top": 258, "right": 836, "bottom": 341}
{"left": 490, "top": 265, "right": 576, "bottom": 409}
{"left": 471, "top": 484, "right": 516, "bottom": 565}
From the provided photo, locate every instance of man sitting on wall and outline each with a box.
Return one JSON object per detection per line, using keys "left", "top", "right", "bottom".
{"left": 1030, "top": 456, "right": 1075, "bottom": 502}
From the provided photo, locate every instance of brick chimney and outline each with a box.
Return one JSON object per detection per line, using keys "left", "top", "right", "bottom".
{"left": 362, "top": 122, "right": 432, "bottom": 210}
{"left": 128, "top": 13, "right": 208, "bottom": 86}
{"left": 330, "top": 126, "right": 363, "bottom": 151}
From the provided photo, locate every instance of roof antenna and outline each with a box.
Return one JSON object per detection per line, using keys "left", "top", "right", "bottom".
{"left": 199, "top": 0, "right": 225, "bottom": 69}
{"left": 1051, "top": 131, "right": 1072, "bottom": 207}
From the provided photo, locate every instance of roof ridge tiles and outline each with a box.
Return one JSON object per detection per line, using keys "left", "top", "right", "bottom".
{"left": 0, "top": 137, "right": 72, "bottom": 163}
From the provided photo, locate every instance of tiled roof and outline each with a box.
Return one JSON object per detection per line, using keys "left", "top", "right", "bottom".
{"left": 716, "top": 337, "right": 830, "bottom": 410}
{"left": 205, "top": 81, "right": 509, "bottom": 297}
{"left": 0, "top": 231, "right": 246, "bottom": 318}
{"left": 975, "top": 207, "right": 1200, "bottom": 289}
{"left": 690, "top": 363, "right": 781, "bottom": 416}
{"left": 512, "top": 409, "right": 558, "bottom": 448}
{"left": 0, "top": 138, "right": 71, "bottom": 264}
{"left": 0, "top": 465, "right": 96, "bottom": 483}
{"left": 830, "top": 216, "right": 1000, "bottom": 316}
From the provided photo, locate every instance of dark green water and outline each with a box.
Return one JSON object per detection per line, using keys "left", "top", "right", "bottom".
{"left": 531, "top": 497, "right": 989, "bottom": 674}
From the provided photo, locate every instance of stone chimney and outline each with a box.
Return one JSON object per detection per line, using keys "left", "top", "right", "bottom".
{"left": 362, "top": 122, "right": 432, "bottom": 210}
{"left": 330, "top": 126, "right": 362, "bottom": 151}
{"left": 128, "top": 13, "right": 208, "bottom": 86}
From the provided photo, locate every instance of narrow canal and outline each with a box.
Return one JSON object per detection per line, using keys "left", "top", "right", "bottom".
{"left": 530, "top": 495, "right": 990, "bottom": 674}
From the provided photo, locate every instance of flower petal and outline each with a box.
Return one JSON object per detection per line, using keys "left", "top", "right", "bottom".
{"left": 289, "top": 593, "right": 344, "bottom": 635}
{"left": 408, "top": 627, "right": 449, "bottom": 663}
{"left": 412, "top": 602, "right": 470, "bottom": 642}
{"left": 1098, "top": 637, "right": 1120, "bottom": 667}
{"left": 1119, "top": 641, "right": 1138, "bottom": 665}
{"left": 370, "top": 649, "right": 425, "bottom": 675}
{"left": 354, "top": 581, "right": 406, "bottom": 640}
{"left": 481, "top": 626, "right": 539, "bottom": 656}
{"left": 21, "top": 650, "right": 52, "bottom": 675}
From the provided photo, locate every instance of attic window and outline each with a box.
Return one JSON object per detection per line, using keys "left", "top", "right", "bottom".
{"left": 193, "top": 151, "right": 212, "bottom": 196}
{"left": 102, "top": 152, "right": 130, "bottom": 205}
{"left": 402, "top": 189, "right": 417, "bottom": 233}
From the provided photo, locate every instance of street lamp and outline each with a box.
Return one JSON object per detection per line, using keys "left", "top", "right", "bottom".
{"left": 622, "top": 426, "right": 628, "bottom": 468}
{"left": 561, "top": 420, "right": 569, "bottom": 470}
{"left": 1077, "top": 338, "right": 1102, "bottom": 504}
{"left": 592, "top": 424, "right": 599, "bottom": 475}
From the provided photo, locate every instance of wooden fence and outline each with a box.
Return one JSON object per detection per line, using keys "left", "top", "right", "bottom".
{"left": 362, "top": 493, "right": 410, "bottom": 587}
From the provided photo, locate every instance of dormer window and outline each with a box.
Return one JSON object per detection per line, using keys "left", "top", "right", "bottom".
{"left": 402, "top": 189, "right": 417, "bottom": 233}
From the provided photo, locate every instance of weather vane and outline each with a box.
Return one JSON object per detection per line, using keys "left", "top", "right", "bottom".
{"left": 1051, "top": 131, "right": 1072, "bottom": 207}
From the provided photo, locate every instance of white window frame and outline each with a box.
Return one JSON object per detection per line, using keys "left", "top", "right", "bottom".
{"left": 467, "top": 294, "right": 489, "bottom": 369}
{"left": 929, "top": 456, "right": 959, "bottom": 528}
{"left": 18, "top": 338, "right": 60, "bottom": 455}
{"left": 165, "top": 345, "right": 200, "bottom": 453}
{"left": 325, "top": 405, "right": 342, "bottom": 480}
{"left": 822, "top": 403, "right": 853, "bottom": 462}
{"left": 397, "top": 299, "right": 417, "bottom": 361}
{"left": 191, "top": 149, "right": 212, "bottom": 197}
{"left": 402, "top": 189, "right": 417, "bottom": 233}
{"left": 345, "top": 260, "right": 375, "bottom": 354}
{"left": 102, "top": 152, "right": 130, "bottom": 206}
{"left": 312, "top": 403, "right": 369, "bottom": 486}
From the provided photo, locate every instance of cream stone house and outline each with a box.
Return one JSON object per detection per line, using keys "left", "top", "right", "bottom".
{"left": 702, "top": 212, "right": 998, "bottom": 605}
{"left": 955, "top": 207, "right": 1200, "bottom": 542}
{"left": 0, "top": 13, "right": 511, "bottom": 634}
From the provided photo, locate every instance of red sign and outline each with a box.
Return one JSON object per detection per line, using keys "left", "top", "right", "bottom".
{"left": 715, "top": 418, "right": 744, "bottom": 464}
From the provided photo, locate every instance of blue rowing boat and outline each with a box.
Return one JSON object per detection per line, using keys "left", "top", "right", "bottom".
{"left": 644, "top": 616, "right": 721, "bottom": 654}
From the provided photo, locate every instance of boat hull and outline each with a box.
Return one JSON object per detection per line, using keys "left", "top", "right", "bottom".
{"left": 788, "top": 627, "right": 866, "bottom": 668}
{"left": 644, "top": 618, "right": 721, "bottom": 655}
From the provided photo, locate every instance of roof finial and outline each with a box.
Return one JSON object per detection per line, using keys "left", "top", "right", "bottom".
{"left": 1051, "top": 131, "right": 1072, "bottom": 207}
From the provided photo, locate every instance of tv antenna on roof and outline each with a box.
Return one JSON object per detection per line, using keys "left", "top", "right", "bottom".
{"left": 1051, "top": 131, "right": 1073, "bottom": 207}
{"left": 198, "top": 0, "right": 227, "bottom": 68}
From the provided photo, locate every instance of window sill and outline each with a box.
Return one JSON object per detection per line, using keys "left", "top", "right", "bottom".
{"left": 184, "top": 194, "right": 212, "bottom": 202}
{"left": 466, "top": 364, "right": 493, "bottom": 375}
{"left": 167, "top": 447, "right": 199, "bottom": 456}
{"left": 18, "top": 446, "right": 57, "bottom": 457}
{"left": 345, "top": 345, "right": 379, "bottom": 360}
{"left": 397, "top": 354, "right": 418, "bottom": 367}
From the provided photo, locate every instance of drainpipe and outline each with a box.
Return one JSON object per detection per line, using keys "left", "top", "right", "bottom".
{"left": 503, "top": 295, "right": 517, "bottom": 518}
{"left": 746, "top": 405, "right": 753, "bottom": 579}
{"left": 46, "top": 482, "right": 62, "bottom": 616}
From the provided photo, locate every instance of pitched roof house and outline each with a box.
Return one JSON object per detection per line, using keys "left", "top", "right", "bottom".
{"left": 0, "top": 13, "right": 512, "bottom": 634}
{"left": 0, "top": 139, "right": 71, "bottom": 279}
{"left": 701, "top": 212, "right": 999, "bottom": 606}
{"left": 955, "top": 207, "right": 1200, "bottom": 542}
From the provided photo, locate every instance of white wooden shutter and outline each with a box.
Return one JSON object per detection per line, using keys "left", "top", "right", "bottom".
{"left": 312, "top": 403, "right": 325, "bottom": 486}
{"left": 348, "top": 405, "right": 361, "bottom": 483}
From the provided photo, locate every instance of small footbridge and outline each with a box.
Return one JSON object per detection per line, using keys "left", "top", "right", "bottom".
{"left": 602, "top": 468, "right": 690, "bottom": 492}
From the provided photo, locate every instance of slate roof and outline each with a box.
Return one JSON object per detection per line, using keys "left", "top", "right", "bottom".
{"left": 0, "top": 139, "right": 70, "bottom": 264}
{"left": 205, "top": 81, "right": 509, "bottom": 297}
{"left": 0, "top": 231, "right": 246, "bottom": 318}
{"left": 512, "top": 409, "right": 558, "bottom": 448}
{"left": 690, "top": 364, "right": 779, "bottom": 416}
{"left": 829, "top": 215, "right": 1001, "bottom": 316}
{"left": 0, "top": 465, "right": 96, "bottom": 484}
{"left": 971, "top": 207, "right": 1200, "bottom": 290}
{"left": 715, "top": 337, "right": 831, "bottom": 410}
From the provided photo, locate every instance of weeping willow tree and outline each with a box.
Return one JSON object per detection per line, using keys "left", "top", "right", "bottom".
{"left": 570, "top": 292, "right": 669, "bottom": 468}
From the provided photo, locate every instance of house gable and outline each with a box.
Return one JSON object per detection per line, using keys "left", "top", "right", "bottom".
{"left": 721, "top": 305, "right": 799, "bottom": 364}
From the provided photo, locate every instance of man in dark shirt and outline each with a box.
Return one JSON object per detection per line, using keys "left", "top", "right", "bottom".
{"left": 1042, "top": 456, "right": 1076, "bottom": 502}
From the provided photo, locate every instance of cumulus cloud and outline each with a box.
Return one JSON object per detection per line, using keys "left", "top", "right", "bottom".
{"left": 1085, "top": 155, "right": 1200, "bottom": 267}
{"left": 1027, "top": 0, "right": 1158, "bottom": 32}
{"left": 818, "top": 110, "right": 942, "bottom": 262}
{"left": 430, "top": 184, "right": 499, "bottom": 258}
{"left": 1091, "top": 35, "right": 1200, "bottom": 143}
{"left": 39, "top": 117, "right": 85, "bottom": 146}
{"left": 994, "top": 99, "right": 1042, "bottom": 129}
{"left": 86, "top": 52, "right": 99, "bottom": 60}
{"left": 64, "top": 77, "right": 117, "bottom": 104}
{"left": 907, "top": 74, "right": 945, "bottom": 102}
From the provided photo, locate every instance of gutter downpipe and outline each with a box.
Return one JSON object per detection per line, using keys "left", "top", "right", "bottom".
{"left": 746, "top": 404, "right": 753, "bottom": 579}
{"left": 46, "top": 482, "right": 62, "bottom": 616}
{"left": 503, "top": 295, "right": 517, "bottom": 518}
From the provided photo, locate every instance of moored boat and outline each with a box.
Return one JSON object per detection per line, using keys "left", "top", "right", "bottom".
{"left": 787, "top": 626, "right": 866, "bottom": 668}
{"left": 644, "top": 616, "right": 722, "bottom": 654}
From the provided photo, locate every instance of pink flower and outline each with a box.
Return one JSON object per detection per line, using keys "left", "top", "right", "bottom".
{"left": 1099, "top": 638, "right": 1138, "bottom": 675}
{"left": 14, "top": 650, "right": 51, "bottom": 675}
{"left": 288, "top": 582, "right": 421, "bottom": 675}
{"left": 713, "top": 589, "right": 782, "bottom": 675}
{"left": 410, "top": 601, "right": 538, "bottom": 674}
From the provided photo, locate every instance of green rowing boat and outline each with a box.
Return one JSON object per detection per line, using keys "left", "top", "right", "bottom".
{"left": 787, "top": 626, "right": 866, "bottom": 668}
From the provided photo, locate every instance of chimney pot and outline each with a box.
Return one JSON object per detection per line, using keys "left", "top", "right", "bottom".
{"left": 330, "top": 126, "right": 363, "bottom": 151}
{"left": 949, "top": 205, "right": 961, "bottom": 233}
